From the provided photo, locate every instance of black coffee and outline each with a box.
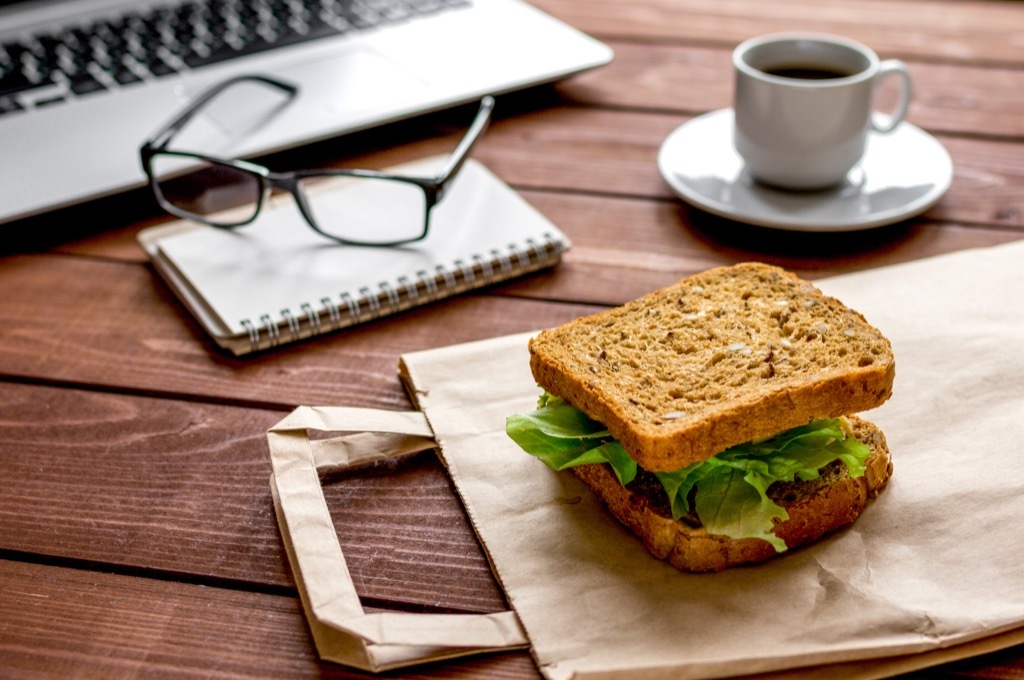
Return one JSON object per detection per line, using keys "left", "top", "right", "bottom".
{"left": 762, "top": 64, "right": 854, "bottom": 80}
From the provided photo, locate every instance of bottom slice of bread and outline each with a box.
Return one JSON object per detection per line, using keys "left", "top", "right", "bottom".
{"left": 571, "top": 416, "right": 893, "bottom": 573}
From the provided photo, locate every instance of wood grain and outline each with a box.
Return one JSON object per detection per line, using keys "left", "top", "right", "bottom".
{"left": 534, "top": 0, "right": 1024, "bottom": 65}
{"left": 4, "top": 0, "right": 1024, "bottom": 676}
{"left": 474, "top": 108, "right": 1024, "bottom": 230}
{"left": 0, "top": 559, "right": 538, "bottom": 679}
{"left": 0, "top": 383, "right": 507, "bottom": 613}
{"left": 516, "top": 191, "right": 1024, "bottom": 304}
{"left": 0, "top": 255, "right": 598, "bottom": 408}
{"left": 3, "top": 214, "right": 1022, "bottom": 410}
{"left": 559, "top": 41, "right": 1024, "bottom": 139}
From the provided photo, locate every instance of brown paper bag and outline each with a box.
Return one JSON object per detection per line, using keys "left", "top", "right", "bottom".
{"left": 269, "top": 240, "right": 1024, "bottom": 678}
{"left": 267, "top": 406, "right": 529, "bottom": 671}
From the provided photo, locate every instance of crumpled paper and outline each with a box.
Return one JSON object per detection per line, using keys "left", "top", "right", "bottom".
{"left": 394, "top": 240, "right": 1024, "bottom": 679}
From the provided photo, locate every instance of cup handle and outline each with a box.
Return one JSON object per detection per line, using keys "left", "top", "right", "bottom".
{"left": 872, "top": 59, "right": 912, "bottom": 133}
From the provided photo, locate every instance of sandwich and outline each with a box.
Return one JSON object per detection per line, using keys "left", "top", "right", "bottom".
{"left": 506, "top": 263, "right": 895, "bottom": 572}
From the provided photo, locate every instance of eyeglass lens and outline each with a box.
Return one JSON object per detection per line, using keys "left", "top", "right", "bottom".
{"left": 150, "top": 154, "right": 262, "bottom": 225}
{"left": 297, "top": 176, "right": 429, "bottom": 244}
{"left": 151, "top": 155, "right": 435, "bottom": 244}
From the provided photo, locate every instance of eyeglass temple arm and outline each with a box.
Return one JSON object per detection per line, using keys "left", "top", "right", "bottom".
{"left": 142, "top": 75, "right": 298, "bottom": 151}
{"left": 434, "top": 96, "right": 495, "bottom": 190}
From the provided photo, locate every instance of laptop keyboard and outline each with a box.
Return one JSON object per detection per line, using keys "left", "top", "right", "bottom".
{"left": 0, "top": 0, "right": 468, "bottom": 115}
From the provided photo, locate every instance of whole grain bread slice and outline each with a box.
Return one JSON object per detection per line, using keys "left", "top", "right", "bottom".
{"left": 529, "top": 263, "right": 895, "bottom": 472}
{"left": 572, "top": 415, "right": 893, "bottom": 572}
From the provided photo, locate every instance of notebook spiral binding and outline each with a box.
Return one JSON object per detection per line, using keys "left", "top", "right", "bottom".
{"left": 241, "top": 233, "right": 567, "bottom": 352}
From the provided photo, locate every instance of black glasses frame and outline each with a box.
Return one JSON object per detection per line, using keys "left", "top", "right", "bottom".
{"left": 139, "top": 75, "right": 494, "bottom": 246}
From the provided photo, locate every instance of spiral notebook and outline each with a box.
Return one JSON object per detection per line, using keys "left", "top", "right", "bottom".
{"left": 138, "top": 157, "right": 569, "bottom": 355}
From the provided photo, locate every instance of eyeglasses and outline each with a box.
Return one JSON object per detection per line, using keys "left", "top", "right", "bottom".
{"left": 140, "top": 75, "right": 494, "bottom": 246}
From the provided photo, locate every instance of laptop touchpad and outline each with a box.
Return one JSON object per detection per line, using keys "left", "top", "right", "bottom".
{"left": 280, "top": 47, "right": 430, "bottom": 114}
{"left": 197, "top": 48, "right": 430, "bottom": 137}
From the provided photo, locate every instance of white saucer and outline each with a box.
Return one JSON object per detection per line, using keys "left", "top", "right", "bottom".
{"left": 657, "top": 109, "right": 953, "bottom": 232}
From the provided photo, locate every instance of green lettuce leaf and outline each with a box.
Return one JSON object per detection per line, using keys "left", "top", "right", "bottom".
{"left": 506, "top": 393, "right": 870, "bottom": 553}
{"left": 506, "top": 394, "right": 636, "bottom": 485}
{"left": 692, "top": 461, "right": 790, "bottom": 551}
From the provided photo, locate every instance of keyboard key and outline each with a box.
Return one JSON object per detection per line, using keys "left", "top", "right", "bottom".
{"left": 35, "top": 95, "right": 66, "bottom": 107}
{"left": 0, "top": 96, "right": 24, "bottom": 115}
{"left": 70, "top": 73, "right": 107, "bottom": 95}
{"left": 147, "top": 59, "right": 177, "bottom": 77}
{"left": 0, "top": 71, "right": 56, "bottom": 98}
{"left": 113, "top": 66, "right": 143, "bottom": 85}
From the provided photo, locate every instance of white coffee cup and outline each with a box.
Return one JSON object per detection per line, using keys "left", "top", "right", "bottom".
{"left": 732, "top": 33, "right": 912, "bottom": 190}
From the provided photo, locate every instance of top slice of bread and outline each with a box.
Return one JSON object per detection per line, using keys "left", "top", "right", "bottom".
{"left": 528, "top": 263, "right": 895, "bottom": 472}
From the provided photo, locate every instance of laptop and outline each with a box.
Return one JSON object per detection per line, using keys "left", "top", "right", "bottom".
{"left": 0, "top": 0, "right": 612, "bottom": 225}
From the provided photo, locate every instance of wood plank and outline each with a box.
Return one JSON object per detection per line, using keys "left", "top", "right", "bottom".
{"left": 0, "top": 255, "right": 590, "bottom": 409}
{"left": 534, "top": 0, "right": 1024, "bottom": 65}
{"left": 936, "top": 136, "right": 1024, "bottom": 226}
{"left": 3, "top": 216, "right": 1022, "bottom": 408}
{"left": 0, "top": 559, "right": 538, "bottom": 679}
{"left": 511, "top": 192, "right": 1024, "bottom": 305}
{"left": 4, "top": 559, "right": 1024, "bottom": 680}
{"left": 558, "top": 41, "right": 1024, "bottom": 139}
{"left": 0, "top": 383, "right": 508, "bottom": 613}
{"left": 475, "top": 108, "right": 1024, "bottom": 230}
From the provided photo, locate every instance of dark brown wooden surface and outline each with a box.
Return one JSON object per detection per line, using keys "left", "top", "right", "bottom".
{"left": 3, "top": 1, "right": 1024, "bottom": 678}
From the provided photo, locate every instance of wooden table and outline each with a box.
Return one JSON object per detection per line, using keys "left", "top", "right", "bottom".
{"left": 3, "top": 1, "right": 1023, "bottom": 677}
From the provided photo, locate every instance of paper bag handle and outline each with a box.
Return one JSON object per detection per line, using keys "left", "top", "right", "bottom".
{"left": 267, "top": 405, "right": 528, "bottom": 672}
